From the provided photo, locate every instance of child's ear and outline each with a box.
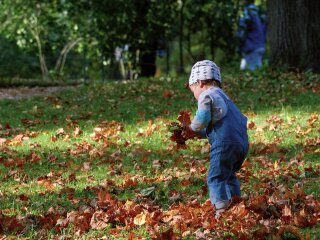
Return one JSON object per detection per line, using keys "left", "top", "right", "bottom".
{"left": 199, "top": 81, "right": 205, "bottom": 88}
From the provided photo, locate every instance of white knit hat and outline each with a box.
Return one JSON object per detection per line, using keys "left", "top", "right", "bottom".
{"left": 189, "top": 60, "right": 221, "bottom": 86}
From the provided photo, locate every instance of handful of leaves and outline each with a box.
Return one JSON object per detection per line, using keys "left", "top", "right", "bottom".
{"left": 168, "top": 111, "right": 192, "bottom": 146}
{"left": 167, "top": 122, "right": 186, "bottom": 145}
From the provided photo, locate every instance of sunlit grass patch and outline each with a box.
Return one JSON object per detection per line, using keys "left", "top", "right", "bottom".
{"left": 0, "top": 70, "right": 319, "bottom": 238}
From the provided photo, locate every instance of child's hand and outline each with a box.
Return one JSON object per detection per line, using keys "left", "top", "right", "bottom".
{"left": 182, "top": 125, "right": 198, "bottom": 139}
{"left": 168, "top": 122, "right": 187, "bottom": 145}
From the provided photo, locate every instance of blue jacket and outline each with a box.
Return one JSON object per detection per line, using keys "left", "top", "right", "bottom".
{"left": 237, "top": 4, "right": 266, "bottom": 54}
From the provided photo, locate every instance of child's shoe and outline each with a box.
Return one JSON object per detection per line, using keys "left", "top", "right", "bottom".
{"left": 214, "top": 199, "right": 232, "bottom": 219}
{"left": 215, "top": 208, "right": 227, "bottom": 219}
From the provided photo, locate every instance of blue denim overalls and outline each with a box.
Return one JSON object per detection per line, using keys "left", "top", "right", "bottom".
{"left": 206, "top": 89, "right": 249, "bottom": 209}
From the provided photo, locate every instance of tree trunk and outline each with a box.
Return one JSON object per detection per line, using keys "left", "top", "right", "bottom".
{"left": 35, "top": 34, "right": 49, "bottom": 81}
{"left": 305, "top": 0, "right": 320, "bottom": 72}
{"left": 268, "top": 0, "right": 320, "bottom": 72}
{"left": 166, "top": 44, "right": 170, "bottom": 74}
{"left": 29, "top": 17, "right": 49, "bottom": 81}
{"left": 139, "top": 48, "right": 157, "bottom": 77}
{"left": 178, "top": 0, "right": 185, "bottom": 73}
{"left": 55, "top": 38, "right": 82, "bottom": 77}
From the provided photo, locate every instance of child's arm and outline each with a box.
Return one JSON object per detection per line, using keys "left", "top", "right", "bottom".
{"left": 184, "top": 94, "right": 212, "bottom": 140}
{"left": 181, "top": 125, "right": 201, "bottom": 139}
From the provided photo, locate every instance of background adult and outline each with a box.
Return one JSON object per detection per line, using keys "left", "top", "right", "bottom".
{"left": 236, "top": 0, "right": 266, "bottom": 71}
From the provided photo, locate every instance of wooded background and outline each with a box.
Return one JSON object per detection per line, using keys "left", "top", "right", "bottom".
{"left": 0, "top": 0, "right": 319, "bottom": 81}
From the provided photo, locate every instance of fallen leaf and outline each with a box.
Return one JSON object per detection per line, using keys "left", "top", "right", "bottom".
{"left": 134, "top": 212, "right": 147, "bottom": 226}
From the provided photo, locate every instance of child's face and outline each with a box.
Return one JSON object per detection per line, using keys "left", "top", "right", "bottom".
{"left": 189, "top": 82, "right": 203, "bottom": 100}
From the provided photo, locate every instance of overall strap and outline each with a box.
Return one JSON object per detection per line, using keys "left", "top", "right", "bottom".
{"left": 215, "top": 89, "right": 247, "bottom": 138}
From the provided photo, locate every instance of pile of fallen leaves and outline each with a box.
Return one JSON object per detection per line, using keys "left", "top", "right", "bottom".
{"left": 0, "top": 184, "right": 319, "bottom": 239}
{"left": 0, "top": 119, "right": 319, "bottom": 238}
{"left": 0, "top": 71, "right": 319, "bottom": 239}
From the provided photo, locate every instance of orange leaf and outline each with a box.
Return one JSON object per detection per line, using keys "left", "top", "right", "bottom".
{"left": 177, "top": 111, "right": 191, "bottom": 126}
{"left": 37, "top": 179, "right": 56, "bottom": 190}
{"left": 163, "top": 90, "right": 173, "bottom": 99}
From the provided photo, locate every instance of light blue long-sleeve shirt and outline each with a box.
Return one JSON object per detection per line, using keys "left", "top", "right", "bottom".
{"left": 190, "top": 87, "right": 228, "bottom": 136}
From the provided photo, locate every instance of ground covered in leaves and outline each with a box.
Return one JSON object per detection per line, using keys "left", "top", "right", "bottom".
{"left": 0, "top": 70, "right": 319, "bottom": 239}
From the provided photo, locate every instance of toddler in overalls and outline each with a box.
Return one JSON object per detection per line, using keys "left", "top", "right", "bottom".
{"left": 183, "top": 60, "right": 249, "bottom": 218}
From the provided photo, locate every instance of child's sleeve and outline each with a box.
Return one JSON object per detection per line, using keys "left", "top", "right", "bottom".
{"left": 211, "top": 93, "right": 228, "bottom": 124}
{"left": 190, "top": 92, "right": 228, "bottom": 135}
{"left": 190, "top": 94, "right": 212, "bottom": 132}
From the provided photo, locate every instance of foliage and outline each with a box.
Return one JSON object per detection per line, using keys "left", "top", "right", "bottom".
{"left": 183, "top": 0, "right": 239, "bottom": 61}
{"left": 0, "top": 1, "right": 243, "bottom": 80}
{"left": 0, "top": 69, "right": 319, "bottom": 238}
{"left": 0, "top": 37, "right": 39, "bottom": 78}
{"left": 0, "top": 0, "right": 91, "bottom": 80}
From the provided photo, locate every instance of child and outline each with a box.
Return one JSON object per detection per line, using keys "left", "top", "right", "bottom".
{"left": 182, "top": 60, "right": 249, "bottom": 218}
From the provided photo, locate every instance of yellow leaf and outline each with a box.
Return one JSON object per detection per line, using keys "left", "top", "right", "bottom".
{"left": 282, "top": 205, "right": 292, "bottom": 217}
{"left": 134, "top": 212, "right": 147, "bottom": 226}
{"left": 274, "top": 160, "right": 279, "bottom": 169}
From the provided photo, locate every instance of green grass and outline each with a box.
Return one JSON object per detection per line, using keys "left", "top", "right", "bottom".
{"left": 0, "top": 70, "right": 319, "bottom": 239}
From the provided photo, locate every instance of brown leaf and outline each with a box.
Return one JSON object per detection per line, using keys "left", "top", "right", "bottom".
{"left": 163, "top": 90, "right": 173, "bottom": 99}
{"left": 10, "top": 134, "right": 25, "bottom": 146}
{"left": 55, "top": 218, "right": 69, "bottom": 231}
{"left": 37, "top": 179, "right": 56, "bottom": 190}
{"left": 16, "top": 194, "right": 29, "bottom": 201}
{"left": 0, "top": 211, "right": 24, "bottom": 233}
{"left": 276, "top": 225, "right": 304, "bottom": 240}
{"left": 157, "top": 228, "right": 179, "bottom": 240}
{"left": 127, "top": 232, "right": 136, "bottom": 240}
{"left": 29, "top": 152, "right": 41, "bottom": 163}
{"left": 51, "top": 136, "right": 58, "bottom": 142}
{"left": 177, "top": 111, "right": 191, "bottom": 126}
{"left": 307, "top": 114, "right": 318, "bottom": 126}
{"left": 228, "top": 201, "right": 248, "bottom": 218}
{"left": 90, "top": 211, "right": 109, "bottom": 230}
{"left": 247, "top": 195, "right": 268, "bottom": 213}
{"left": 68, "top": 173, "right": 77, "bottom": 182}
{"left": 73, "top": 214, "right": 91, "bottom": 235}
{"left": 170, "top": 131, "right": 186, "bottom": 145}
{"left": 3, "top": 158, "right": 15, "bottom": 167}
{"left": 247, "top": 121, "right": 255, "bottom": 129}
{"left": 21, "top": 119, "right": 42, "bottom": 127}
{"left": 122, "top": 178, "right": 138, "bottom": 188}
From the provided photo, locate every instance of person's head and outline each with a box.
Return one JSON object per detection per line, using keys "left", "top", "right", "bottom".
{"left": 187, "top": 60, "right": 222, "bottom": 100}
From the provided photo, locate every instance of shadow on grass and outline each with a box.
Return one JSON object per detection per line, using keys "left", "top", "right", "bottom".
{"left": 0, "top": 72, "right": 319, "bottom": 135}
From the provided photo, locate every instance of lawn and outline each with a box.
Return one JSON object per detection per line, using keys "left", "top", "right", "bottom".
{"left": 0, "top": 70, "right": 319, "bottom": 239}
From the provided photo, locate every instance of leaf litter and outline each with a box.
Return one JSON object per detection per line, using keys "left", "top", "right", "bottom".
{"left": 0, "top": 72, "right": 319, "bottom": 239}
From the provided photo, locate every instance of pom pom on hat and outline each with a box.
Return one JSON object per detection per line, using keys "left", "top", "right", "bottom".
{"left": 189, "top": 60, "right": 221, "bottom": 86}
